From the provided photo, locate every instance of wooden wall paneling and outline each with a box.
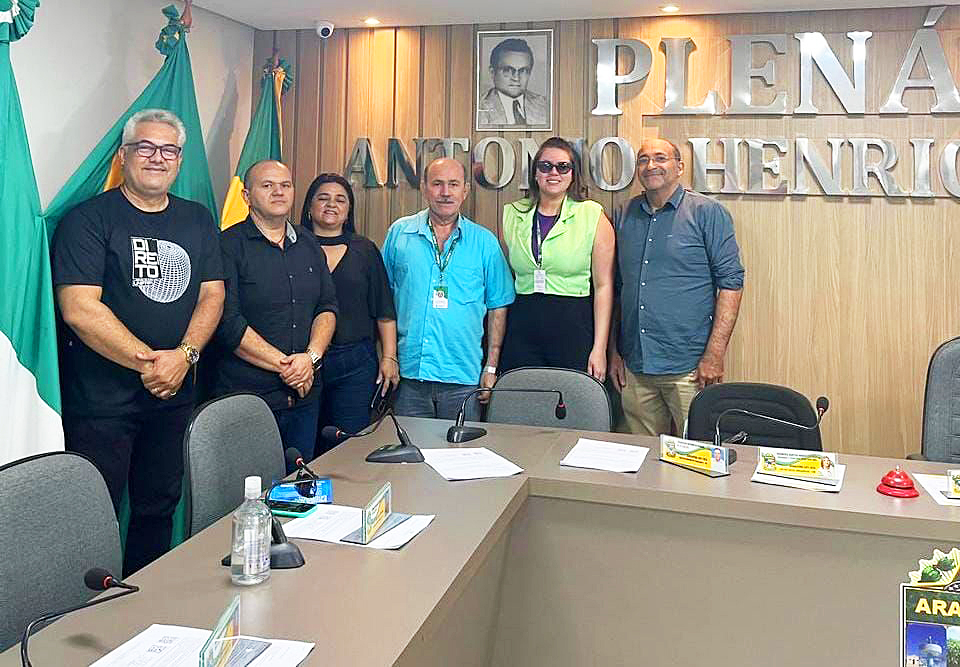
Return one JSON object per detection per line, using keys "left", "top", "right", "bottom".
{"left": 390, "top": 27, "right": 422, "bottom": 228}
{"left": 275, "top": 30, "right": 299, "bottom": 175}
{"left": 471, "top": 24, "right": 501, "bottom": 236}
{"left": 366, "top": 29, "right": 397, "bottom": 243}
{"left": 292, "top": 29, "right": 321, "bottom": 223}
{"left": 612, "top": 17, "right": 645, "bottom": 215}
{"left": 449, "top": 24, "right": 478, "bottom": 229}
{"left": 522, "top": 20, "right": 561, "bottom": 229}
{"left": 345, "top": 30, "right": 373, "bottom": 236}
{"left": 317, "top": 30, "right": 348, "bottom": 173}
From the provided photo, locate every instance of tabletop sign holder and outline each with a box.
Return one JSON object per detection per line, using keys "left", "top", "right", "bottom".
{"left": 756, "top": 447, "right": 840, "bottom": 486}
{"left": 341, "top": 482, "right": 411, "bottom": 545}
{"left": 200, "top": 595, "right": 270, "bottom": 667}
{"left": 659, "top": 435, "right": 736, "bottom": 478}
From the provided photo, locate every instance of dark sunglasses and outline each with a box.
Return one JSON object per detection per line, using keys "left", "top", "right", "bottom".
{"left": 536, "top": 160, "right": 573, "bottom": 175}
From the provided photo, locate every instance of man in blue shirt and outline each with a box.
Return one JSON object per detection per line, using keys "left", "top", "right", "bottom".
{"left": 383, "top": 157, "right": 515, "bottom": 420}
{"left": 609, "top": 138, "right": 744, "bottom": 436}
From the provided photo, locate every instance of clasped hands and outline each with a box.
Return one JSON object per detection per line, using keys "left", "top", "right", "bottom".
{"left": 137, "top": 349, "right": 189, "bottom": 400}
{"left": 278, "top": 352, "right": 314, "bottom": 398}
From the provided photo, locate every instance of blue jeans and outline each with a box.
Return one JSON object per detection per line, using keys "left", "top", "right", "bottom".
{"left": 273, "top": 399, "right": 321, "bottom": 470}
{"left": 393, "top": 379, "right": 480, "bottom": 421}
{"left": 320, "top": 340, "right": 379, "bottom": 444}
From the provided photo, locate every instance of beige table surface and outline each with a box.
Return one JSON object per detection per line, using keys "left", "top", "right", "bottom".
{"left": 3, "top": 417, "right": 957, "bottom": 666}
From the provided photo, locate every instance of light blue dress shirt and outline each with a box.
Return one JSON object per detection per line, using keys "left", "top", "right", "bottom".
{"left": 382, "top": 210, "right": 515, "bottom": 386}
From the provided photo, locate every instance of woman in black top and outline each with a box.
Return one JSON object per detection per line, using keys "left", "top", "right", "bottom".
{"left": 301, "top": 173, "right": 398, "bottom": 448}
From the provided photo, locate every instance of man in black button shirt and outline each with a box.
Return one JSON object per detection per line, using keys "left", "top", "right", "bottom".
{"left": 52, "top": 109, "right": 225, "bottom": 575}
{"left": 217, "top": 161, "right": 337, "bottom": 463}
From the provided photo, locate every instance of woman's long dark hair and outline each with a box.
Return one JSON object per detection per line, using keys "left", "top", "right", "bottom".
{"left": 300, "top": 172, "right": 356, "bottom": 234}
{"left": 519, "top": 136, "right": 589, "bottom": 213}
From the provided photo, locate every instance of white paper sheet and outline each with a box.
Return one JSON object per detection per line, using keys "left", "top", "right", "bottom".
{"left": 89, "top": 623, "right": 314, "bottom": 667}
{"left": 420, "top": 447, "right": 524, "bottom": 480}
{"left": 283, "top": 504, "right": 434, "bottom": 549}
{"left": 750, "top": 464, "right": 846, "bottom": 493}
{"left": 559, "top": 438, "right": 649, "bottom": 473}
{"left": 914, "top": 474, "right": 960, "bottom": 506}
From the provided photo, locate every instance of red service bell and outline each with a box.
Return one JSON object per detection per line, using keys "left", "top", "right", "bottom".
{"left": 877, "top": 465, "right": 919, "bottom": 498}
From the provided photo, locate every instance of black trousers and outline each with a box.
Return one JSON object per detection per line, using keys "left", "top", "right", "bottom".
{"left": 64, "top": 404, "right": 194, "bottom": 576}
{"left": 500, "top": 293, "right": 595, "bottom": 373}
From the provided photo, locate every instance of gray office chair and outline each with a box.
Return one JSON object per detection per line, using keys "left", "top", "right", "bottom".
{"left": 183, "top": 393, "right": 285, "bottom": 536}
{"left": 908, "top": 337, "right": 960, "bottom": 463}
{"left": 486, "top": 367, "right": 613, "bottom": 432}
{"left": 0, "top": 451, "right": 122, "bottom": 652}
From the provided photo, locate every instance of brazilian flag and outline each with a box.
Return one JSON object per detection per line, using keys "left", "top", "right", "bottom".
{"left": 43, "top": 4, "right": 217, "bottom": 236}
{"left": 220, "top": 56, "right": 293, "bottom": 230}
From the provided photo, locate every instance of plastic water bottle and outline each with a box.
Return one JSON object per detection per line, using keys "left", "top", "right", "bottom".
{"left": 230, "top": 476, "right": 272, "bottom": 585}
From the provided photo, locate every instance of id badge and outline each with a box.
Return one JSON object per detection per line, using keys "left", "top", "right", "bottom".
{"left": 432, "top": 285, "right": 449, "bottom": 309}
{"left": 533, "top": 269, "right": 547, "bottom": 293}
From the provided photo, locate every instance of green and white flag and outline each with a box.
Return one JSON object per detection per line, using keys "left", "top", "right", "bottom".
{"left": 0, "top": 0, "right": 63, "bottom": 466}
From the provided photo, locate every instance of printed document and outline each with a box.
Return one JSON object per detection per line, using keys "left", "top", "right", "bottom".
{"left": 421, "top": 447, "right": 524, "bottom": 480}
{"left": 283, "top": 504, "right": 434, "bottom": 549}
{"left": 89, "top": 624, "right": 313, "bottom": 666}
{"left": 560, "top": 438, "right": 649, "bottom": 472}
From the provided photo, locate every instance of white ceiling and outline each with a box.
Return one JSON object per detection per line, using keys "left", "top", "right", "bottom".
{"left": 193, "top": 0, "right": 959, "bottom": 31}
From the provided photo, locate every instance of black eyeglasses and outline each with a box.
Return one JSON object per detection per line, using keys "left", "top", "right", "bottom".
{"left": 496, "top": 65, "right": 531, "bottom": 78}
{"left": 123, "top": 140, "right": 182, "bottom": 160}
{"left": 536, "top": 160, "right": 573, "bottom": 175}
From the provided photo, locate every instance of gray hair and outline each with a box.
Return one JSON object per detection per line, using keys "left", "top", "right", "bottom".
{"left": 121, "top": 109, "right": 187, "bottom": 146}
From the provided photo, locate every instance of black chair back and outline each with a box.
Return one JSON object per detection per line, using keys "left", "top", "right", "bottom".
{"left": 686, "top": 382, "right": 822, "bottom": 451}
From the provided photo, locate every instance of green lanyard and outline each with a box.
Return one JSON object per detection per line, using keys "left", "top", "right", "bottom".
{"left": 428, "top": 220, "right": 460, "bottom": 284}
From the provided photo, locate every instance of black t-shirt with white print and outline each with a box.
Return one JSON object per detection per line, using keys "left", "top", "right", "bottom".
{"left": 52, "top": 188, "right": 224, "bottom": 417}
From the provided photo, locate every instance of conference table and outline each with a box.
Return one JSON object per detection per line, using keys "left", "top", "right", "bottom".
{"left": 4, "top": 417, "right": 959, "bottom": 666}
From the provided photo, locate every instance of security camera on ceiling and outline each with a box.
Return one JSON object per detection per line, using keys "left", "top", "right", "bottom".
{"left": 316, "top": 22, "right": 334, "bottom": 39}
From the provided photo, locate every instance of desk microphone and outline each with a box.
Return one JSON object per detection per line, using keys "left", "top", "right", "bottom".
{"left": 713, "top": 396, "right": 829, "bottom": 448}
{"left": 285, "top": 447, "right": 319, "bottom": 480}
{"left": 447, "top": 388, "right": 565, "bottom": 443}
{"left": 322, "top": 409, "right": 424, "bottom": 464}
{"left": 21, "top": 568, "right": 140, "bottom": 667}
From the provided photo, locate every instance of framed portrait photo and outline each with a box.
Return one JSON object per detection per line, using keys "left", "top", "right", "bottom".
{"left": 476, "top": 29, "right": 553, "bottom": 132}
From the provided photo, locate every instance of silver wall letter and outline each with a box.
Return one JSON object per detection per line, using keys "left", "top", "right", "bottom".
{"left": 879, "top": 27, "right": 960, "bottom": 113}
{"left": 910, "top": 138, "right": 935, "bottom": 197}
{"left": 588, "top": 137, "right": 636, "bottom": 191}
{"left": 471, "top": 137, "right": 516, "bottom": 189}
{"left": 794, "top": 138, "right": 845, "bottom": 196}
{"left": 939, "top": 140, "right": 960, "bottom": 197}
{"left": 746, "top": 139, "right": 788, "bottom": 194}
{"left": 794, "top": 32, "right": 872, "bottom": 114}
{"left": 386, "top": 138, "right": 419, "bottom": 188}
{"left": 690, "top": 138, "right": 742, "bottom": 193}
{"left": 517, "top": 138, "right": 541, "bottom": 191}
{"left": 850, "top": 139, "right": 907, "bottom": 196}
{"left": 728, "top": 35, "right": 789, "bottom": 114}
{"left": 344, "top": 138, "right": 383, "bottom": 187}
{"left": 591, "top": 39, "right": 653, "bottom": 116}
{"left": 660, "top": 38, "right": 723, "bottom": 115}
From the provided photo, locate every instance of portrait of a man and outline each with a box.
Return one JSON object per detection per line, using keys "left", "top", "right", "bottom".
{"left": 476, "top": 30, "right": 553, "bottom": 131}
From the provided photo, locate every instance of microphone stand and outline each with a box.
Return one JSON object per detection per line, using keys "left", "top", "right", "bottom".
{"left": 446, "top": 388, "right": 565, "bottom": 444}
{"left": 365, "top": 410, "right": 424, "bottom": 463}
{"left": 21, "top": 579, "right": 139, "bottom": 667}
{"left": 713, "top": 401, "right": 828, "bottom": 449}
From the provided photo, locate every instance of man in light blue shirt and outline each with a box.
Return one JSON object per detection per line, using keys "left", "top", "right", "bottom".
{"left": 382, "top": 157, "right": 515, "bottom": 420}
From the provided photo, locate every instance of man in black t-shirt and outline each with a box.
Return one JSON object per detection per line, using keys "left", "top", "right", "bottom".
{"left": 216, "top": 160, "right": 337, "bottom": 463}
{"left": 52, "top": 109, "right": 225, "bottom": 575}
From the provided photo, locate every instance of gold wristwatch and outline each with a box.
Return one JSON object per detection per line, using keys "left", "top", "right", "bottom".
{"left": 178, "top": 343, "right": 199, "bottom": 365}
